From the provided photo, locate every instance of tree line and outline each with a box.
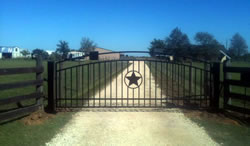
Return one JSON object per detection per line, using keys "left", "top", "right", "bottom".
{"left": 28, "top": 37, "right": 97, "bottom": 60}
{"left": 148, "top": 27, "right": 249, "bottom": 61}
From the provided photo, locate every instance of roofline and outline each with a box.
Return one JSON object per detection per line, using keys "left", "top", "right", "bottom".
{"left": 95, "top": 47, "right": 113, "bottom": 52}
{"left": 219, "top": 50, "right": 231, "bottom": 59}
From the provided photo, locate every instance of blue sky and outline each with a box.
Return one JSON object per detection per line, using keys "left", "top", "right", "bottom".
{"left": 0, "top": 0, "right": 250, "bottom": 52}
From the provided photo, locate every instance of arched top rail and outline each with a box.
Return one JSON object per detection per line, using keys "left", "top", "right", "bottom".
{"left": 56, "top": 51, "right": 211, "bottom": 64}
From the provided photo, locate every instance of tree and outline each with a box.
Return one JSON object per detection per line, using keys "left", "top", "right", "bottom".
{"left": 20, "top": 50, "right": 30, "bottom": 57}
{"left": 228, "top": 33, "right": 248, "bottom": 57}
{"left": 165, "top": 27, "right": 190, "bottom": 56}
{"left": 49, "top": 52, "right": 62, "bottom": 61}
{"left": 56, "top": 40, "right": 70, "bottom": 59}
{"left": 79, "top": 37, "right": 97, "bottom": 54}
{"left": 194, "top": 32, "right": 218, "bottom": 45}
{"left": 194, "top": 32, "right": 221, "bottom": 60}
{"left": 148, "top": 39, "right": 167, "bottom": 56}
{"left": 32, "top": 49, "right": 49, "bottom": 59}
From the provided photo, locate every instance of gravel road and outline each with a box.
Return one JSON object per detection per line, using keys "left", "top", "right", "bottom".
{"left": 46, "top": 61, "right": 219, "bottom": 146}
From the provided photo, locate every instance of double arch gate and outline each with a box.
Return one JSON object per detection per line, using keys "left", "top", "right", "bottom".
{"left": 48, "top": 51, "right": 216, "bottom": 110}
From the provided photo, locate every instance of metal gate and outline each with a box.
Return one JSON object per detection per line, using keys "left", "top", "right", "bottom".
{"left": 48, "top": 51, "right": 215, "bottom": 109}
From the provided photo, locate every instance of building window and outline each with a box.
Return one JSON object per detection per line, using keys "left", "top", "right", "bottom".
{"left": 15, "top": 48, "right": 18, "bottom": 52}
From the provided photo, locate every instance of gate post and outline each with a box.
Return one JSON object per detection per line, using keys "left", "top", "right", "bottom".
{"left": 36, "top": 56, "right": 44, "bottom": 109}
{"left": 48, "top": 61, "right": 55, "bottom": 112}
{"left": 210, "top": 62, "right": 220, "bottom": 109}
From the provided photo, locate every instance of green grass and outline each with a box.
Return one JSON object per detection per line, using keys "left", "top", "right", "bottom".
{"left": 189, "top": 116, "right": 250, "bottom": 146}
{"left": 0, "top": 112, "right": 73, "bottom": 146}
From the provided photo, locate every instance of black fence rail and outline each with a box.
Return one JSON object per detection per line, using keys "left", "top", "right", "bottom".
{"left": 0, "top": 57, "right": 44, "bottom": 122}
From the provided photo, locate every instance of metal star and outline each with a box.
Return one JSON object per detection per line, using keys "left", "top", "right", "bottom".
{"left": 126, "top": 72, "right": 141, "bottom": 86}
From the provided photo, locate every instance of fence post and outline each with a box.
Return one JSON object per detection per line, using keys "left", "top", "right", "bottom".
{"left": 48, "top": 61, "right": 55, "bottom": 112}
{"left": 211, "top": 62, "right": 220, "bottom": 109}
{"left": 223, "top": 60, "right": 232, "bottom": 105}
{"left": 36, "top": 56, "right": 43, "bottom": 109}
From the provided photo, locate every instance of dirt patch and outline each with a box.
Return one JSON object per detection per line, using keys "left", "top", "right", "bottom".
{"left": 22, "top": 110, "right": 55, "bottom": 125}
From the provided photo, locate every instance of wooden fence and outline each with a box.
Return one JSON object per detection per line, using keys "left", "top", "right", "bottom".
{"left": 0, "top": 57, "right": 44, "bottom": 122}
{"left": 223, "top": 64, "right": 250, "bottom": 114}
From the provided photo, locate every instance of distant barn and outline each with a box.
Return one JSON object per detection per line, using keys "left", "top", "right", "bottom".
{"left": 84, "top": 47, "right": 121, "bottom": 60}
{"left": 95, "top": 48, "right": 120, "bottom": 60}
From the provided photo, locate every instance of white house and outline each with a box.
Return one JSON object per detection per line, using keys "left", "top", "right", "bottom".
{"left": 67, "top": 51, "right": 85, "bottom": 59}
{"left": 0, "top": 46, "right": 23, "bottom": 59}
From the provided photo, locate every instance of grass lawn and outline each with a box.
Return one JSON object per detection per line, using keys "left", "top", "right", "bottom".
{"left": 188, "top": 113, "right": 250, "bottom": 146}
{"left": 0, "top": 112, "right": 73, "bottom": 146}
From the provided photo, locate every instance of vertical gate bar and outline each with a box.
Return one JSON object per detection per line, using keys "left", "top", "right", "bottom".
{"left": 76, "top": 67, "right": 78, "bottom": 107}
{"left": 121, "top": 61, "right": 123, "bottom": 106}
{"left": 54, "top": 63, "right": 57, "bottom": 108}
{"left": 110, "top": 62, "right": 112, "bottom": 107}
{"left": 200, "top": 69, "right": 202, "bottom": 107}
{"left": 155, "top": 61, "right": 157, "bottom": 107}
{"left": 176, "top": 63, "right": 177, "bottom": 88}
{"left": 70, "top": 68, "right": 72, "bottom": 107}
{"left": 48, "top": 61, "right": 55, "bottom": 111}
{"left": 65, "top": 70, "right": 67, "bottom": 107}
{"left": 55, "top": 63, "right": 58, "bottom": 108}
{"left": 138, "top": 60, "right": 140, "bottom": 106}
{"left": 204, "top": 63, "right": 208, "bottom": 107}
{"left": 177, "top": 63, "right": 180, "bottom": 105}
{"left": 105, "top": 62, "right": 106, "bottom": 107}
{"left": 166, "top": 63, "right": 168, "bottom": 99}
{"left": 149, "top": 61, "right": 151, "bottom": 107}
{"left": 99, "top": 63, "right": 101, "bottom": 106}
{"left": 189, "top": 66, "right": 192, "bottom": 103}
{"left": 161, "top": 61, "right": 163, "bottom": 107}
{"left": 82, "top": 65, "right": 85, "bottom": 107}
{"left": 172, "top": 63, "right": 174, "bottom": 103}
{"left": 88, "top": 64, "right": 90, "bottom": 107}
{"left": 127, "top": 60, "right": 129, "bottom": 107}
{"left": 93, "top": 64, "right": 95, "bottom": 107}
{"left": 59, "top": 66, "right": 61, "bottom": 108}
{"left": 144, "top": 60, "right": 146, "bottom": 107}
{"left": 183, "top": 66, "right": 186, "bottom": 99}
{"left": 116, "top": 61, "right": 118, "bottom": 107}
{"left": 209, "top": 68, "right": 212, "bottom": 108}
{"left": 194, "top": 68, "right": 197, "bottom": 105}
{"left": 133, "top": 60, "right": 134, "bottom": 106}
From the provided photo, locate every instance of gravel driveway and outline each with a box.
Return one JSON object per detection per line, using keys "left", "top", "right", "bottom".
{"left": 46, "top": 61, "right": 219, "bottom": 146}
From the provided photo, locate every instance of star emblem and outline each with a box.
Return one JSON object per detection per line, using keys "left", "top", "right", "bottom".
{"left": 124, "top": 71, "right": 143, "bottom": 89}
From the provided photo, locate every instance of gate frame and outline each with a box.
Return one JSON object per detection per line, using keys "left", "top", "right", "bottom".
{"left": 47, "top": 51, "right": 220, "bottom": 111}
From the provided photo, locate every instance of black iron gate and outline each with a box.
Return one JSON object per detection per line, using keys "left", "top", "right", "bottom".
{"left": 48, "top": 51, "right": 216, "bottom": 110}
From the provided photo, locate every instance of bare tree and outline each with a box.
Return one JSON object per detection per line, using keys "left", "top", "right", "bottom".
{"left": 79, "top": 37, "right": 97, "bottom": 54}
